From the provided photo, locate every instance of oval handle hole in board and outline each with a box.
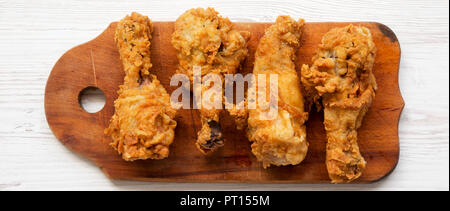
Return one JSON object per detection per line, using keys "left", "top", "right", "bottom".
{"left": 78, "top": 86, "right": 106, "bottom": 113}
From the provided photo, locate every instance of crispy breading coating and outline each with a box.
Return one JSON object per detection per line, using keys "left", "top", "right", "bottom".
{"left": 171, "top": 8, "right": 250, "bottom": 154}
{"left": 301, "top": 24, "right": 377, "bottom": 183}
{"left": 105, "top": 12, "right": 177, "bottom": 161}
{"left": 247, "top": 16, "right": 309, "bottom": 168}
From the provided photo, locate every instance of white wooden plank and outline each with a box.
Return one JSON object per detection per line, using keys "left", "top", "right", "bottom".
{"left": 0, "top": 0, "right": 448, "bottom": 190}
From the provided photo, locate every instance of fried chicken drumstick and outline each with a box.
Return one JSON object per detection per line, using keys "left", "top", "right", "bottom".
{"left": 247, "top": 16, "right": 309, "bottom": 168}
{"left": 105, "top": 12, "right": 177, "bottom": 161}
{"left": 301, "top": 25, "right": 377, "bottom": 183}
{"left": 171, "top": 8, "right": 250, "bottom": 154}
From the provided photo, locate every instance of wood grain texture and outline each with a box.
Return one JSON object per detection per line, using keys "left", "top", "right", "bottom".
{"left": 45, "top": 21, "right": 402, "bottom": 183}
{"left": 0, "top": 0, "right": 448, "bottom": 190}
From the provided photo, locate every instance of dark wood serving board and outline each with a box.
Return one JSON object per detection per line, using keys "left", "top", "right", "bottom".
{"left": 45, "top": 22, "right": 403, "bottom": 183}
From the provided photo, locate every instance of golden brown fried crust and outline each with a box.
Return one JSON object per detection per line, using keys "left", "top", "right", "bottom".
{"left": 226, "top": 99, "right": 248, "bottom": 130}
{"left": 301, "top": 25, "right": 377, "bottom": 183}
{"left": 171, "top": 8, "right": 250, "bottom": 154}
{"left": 105, "top": 12, "right": 177, "bottom": 161}
{"left": 247, "top": 16, "right": 309, "bottom": 168}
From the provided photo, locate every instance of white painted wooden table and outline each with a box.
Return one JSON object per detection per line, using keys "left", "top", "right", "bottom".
{"left": 0, "top": 0, "right": 448, "bottom": 191}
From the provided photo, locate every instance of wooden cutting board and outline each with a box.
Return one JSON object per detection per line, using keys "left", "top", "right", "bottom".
{"left": 45, "top": 22, "right": 403, "bottom": 183}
